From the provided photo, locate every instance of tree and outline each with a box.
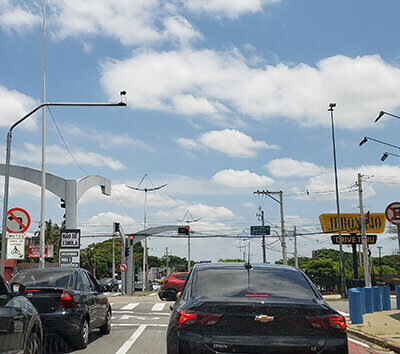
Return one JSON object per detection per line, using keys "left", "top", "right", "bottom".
{"left": 304, "top": 258, "right": 340, "bottom": 292}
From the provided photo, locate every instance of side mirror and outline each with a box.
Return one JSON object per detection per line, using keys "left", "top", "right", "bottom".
{"left": 100, "top": 285, "right": 108, "bottom": 292}
{"left": 10, "top": 282, "right": 26, "bottom": 296}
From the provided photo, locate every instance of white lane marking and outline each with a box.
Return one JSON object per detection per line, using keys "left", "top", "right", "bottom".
{"left": 120, "top": 314, "right": 160, "bottom": 320}
{"left": 115, "top": 324, "right": 147, "bottom": 354}
{"left": 337, "top": 311, "right": 349, "bottom": 317}
{"left": 151, "top": 303, "right": 165, "bottom": 311}
{"left": 149, "top": 293, "right": 157, "bottom": 297}
{"left": 348, "top": 338, "right": 370, "bottom": 348}
{"left": 121, "top": 303, "right": 139, "bottom": 310}
{"left": 112, "top": 324, "right": 168, "bottom": 327}
{"left": 113, "top": 310, "right": 170, "bottom": 316}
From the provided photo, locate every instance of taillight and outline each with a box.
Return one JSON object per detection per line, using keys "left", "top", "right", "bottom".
{"left": 307, "top": 314, "right": 346, "bottom": 333}
{"left": 177, "top": 310, "right": 222, "bottom": 328}
{"left": 58, "top": 290, "right": 75, "bottom": 309}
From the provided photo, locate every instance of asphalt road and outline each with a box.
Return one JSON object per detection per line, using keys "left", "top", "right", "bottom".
{"left": 46, "top": 293, "right": 394, "bottom": 354}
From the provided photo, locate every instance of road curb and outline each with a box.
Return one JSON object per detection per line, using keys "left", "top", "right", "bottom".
{"left": 347, "top": 328, "right": 400, "bottom": 353}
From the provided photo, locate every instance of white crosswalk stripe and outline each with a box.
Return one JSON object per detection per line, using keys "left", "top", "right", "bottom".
{"left": 151, "top": 303, "right": 165, "bottom": 311}
{"left": 121, "top": 303, "right": 139, "bottom": 310}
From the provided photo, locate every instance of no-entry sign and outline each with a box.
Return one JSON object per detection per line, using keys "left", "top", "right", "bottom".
{"left": 6, "top": 208, "right": 31, "bottom": 233}
{"left": 119, "top": 263, "right": 128, "bottom": 272}
{"left": 385, "top": 202, "right": 400, "bottom": 226}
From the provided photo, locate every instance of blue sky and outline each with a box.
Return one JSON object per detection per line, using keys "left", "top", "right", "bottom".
{"left": 1, "top": 0, "right": 400, "bottom": 264}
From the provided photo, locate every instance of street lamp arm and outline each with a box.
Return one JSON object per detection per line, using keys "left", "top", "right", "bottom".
{"left": 359, "top": 136, "right": 400, "bottom": 150}
{"left": 375, "top": 110, "right": 400, "bottom": 123}
{"left": 9, "top": 102, "right": 125, "bottom": 133}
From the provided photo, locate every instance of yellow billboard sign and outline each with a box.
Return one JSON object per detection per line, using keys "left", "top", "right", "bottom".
{"left": 319, "top": 213, "right": 386, "bottom": 234}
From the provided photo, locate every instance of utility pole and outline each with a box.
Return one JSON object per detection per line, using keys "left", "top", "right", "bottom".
{"left": 253, "top": 190, "right": 286, "bottom": 265}
{"left": 261, "top": 210, "right": 266, "bottom": 263}
{"left": 294, "top": 226, "right": 298, "bottom": 268}
{"left": 358, "top": 173, "right": 371, "bottom": 286}
{"left": 165, "top": 247, "right": 169, "bottom": 269}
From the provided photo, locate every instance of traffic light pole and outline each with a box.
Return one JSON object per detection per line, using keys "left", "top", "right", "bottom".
{"left": 126, "top": 235, "right": 134, "bottom": 295}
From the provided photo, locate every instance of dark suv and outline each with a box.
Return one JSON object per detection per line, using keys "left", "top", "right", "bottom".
{"left": 159, "top": 272, "right": 188, "bottom": 301}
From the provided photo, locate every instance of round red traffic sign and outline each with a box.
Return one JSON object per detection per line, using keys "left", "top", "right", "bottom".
{"left": 385, "top": 202, "right": 400, "bottom": 225}
{"left": 119, "top": 262, "right": 128, "bottom": 272}
{"left": 6, "top": 208, "right": 31, "bottom": 233}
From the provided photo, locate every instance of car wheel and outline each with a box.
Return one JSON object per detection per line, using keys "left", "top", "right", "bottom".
{"left": 72, "top": 318, "right": 89, "bottom": 349}
{"left": 24, "top": 330, "right": 41, "bottom": 354}
{"left": 99, "top": 309, "right": 111, "bottom": 335}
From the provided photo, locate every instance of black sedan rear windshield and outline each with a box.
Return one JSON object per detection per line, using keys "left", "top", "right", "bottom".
{"left": 13, "top": 270, "right": 73, "bottom": 288}
{"left": 194, "top": 267, "right": 317, "bottom": 299}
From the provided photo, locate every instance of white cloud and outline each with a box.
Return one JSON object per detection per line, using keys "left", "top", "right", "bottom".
{"left": 0, "top": 1, "right": 41, "bottom": 32}
{"left": 0, "top": 85, "right": 38, "bottom": 129}
{"left": 93, "top": 132, "right": 151, "bottom": 150}
{"left": 101, "top": 50, "right": 400, "bottom": 130}
{"left": 16, "top": 143, "right": 125, "bottom": 170}
{"left": 213, "top": 169, "right": 274, "bottom": 188}
{"left": 0, "top": 0, "right": 276, "bottom": 41}
{"left": 176, "top": 137, "right": 202, "bottom": 151}
{"left": 163, "top": 15, "right": 202, "bottom": 44}
{"left": 266, "top": 158, "right": 327, "bottom": 177}
{"left": 184, "top": 0, "right": 280, "bottom": 19}
{"left": 199, "top": 129, "right": 278, "bottom": 158}
{"left": 176, "top": 129, "right": 278, "bottom": 158}
{"left": 243, "top": 202, "right": 256, "bottom": 208}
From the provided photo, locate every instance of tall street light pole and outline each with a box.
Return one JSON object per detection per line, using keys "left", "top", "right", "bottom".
{"left": 329, "top": 103, "right": 346, "bottom": 298}
{"left": 127, "top": 175, "right": 167, "bottom": 291}
{"left": 40, "top": 0, "right": 47, "bottom": 268}
{"left": 0, "top": 99, "right": 126, "bottom": 277}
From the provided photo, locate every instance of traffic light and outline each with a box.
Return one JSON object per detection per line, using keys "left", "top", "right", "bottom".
{"left": 113, "top": 222, "right": 120, "bottom": 233}
{"left": 125, "top": 246, "right": 130, "bottom": 258}
{"left": 129, "top": 235, "right": 134, "bottom": 246}
{"left": 60, "top": 199, "right": 66, "bottom": 208}
{"left": 178, "top": 225, "right": 190, "bottom": 235}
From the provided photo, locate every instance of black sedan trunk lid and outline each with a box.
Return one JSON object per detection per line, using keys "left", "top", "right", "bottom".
{"left": 24, "top": 288, "right": 64, "bottom": 313}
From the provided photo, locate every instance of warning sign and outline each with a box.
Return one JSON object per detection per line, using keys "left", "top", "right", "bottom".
{"left": 6, "top": 237, "right": 25, "bottom": 260}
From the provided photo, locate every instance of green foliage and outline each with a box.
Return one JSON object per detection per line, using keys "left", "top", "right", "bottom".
{"left": 218, "top": 258, "right": 244, "bottom": 262}
{"left": 304, "top": 258, "right": 340, "bottom": 292}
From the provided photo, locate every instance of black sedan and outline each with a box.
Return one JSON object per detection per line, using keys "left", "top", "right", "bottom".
{"left": 167, "top": 263, "right": 348, "bottom": 354}
{"left": 0, "top": 273, "right": 43, "bottom": 353}
{"left": 11, "top": 267, "right": 111, "bottom": 350}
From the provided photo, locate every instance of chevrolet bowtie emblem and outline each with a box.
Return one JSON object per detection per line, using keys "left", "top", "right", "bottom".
{"left": 255, "top": 315, "right": 274, "bottom": 323}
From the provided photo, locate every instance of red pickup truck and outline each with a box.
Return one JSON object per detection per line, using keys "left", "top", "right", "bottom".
{"left": 158, "top": 272, "right": 189, "bottom": 301}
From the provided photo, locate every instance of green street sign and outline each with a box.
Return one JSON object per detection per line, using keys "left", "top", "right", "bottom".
{"left": 250, "top": 226, "right": 270, "bottom": 235}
